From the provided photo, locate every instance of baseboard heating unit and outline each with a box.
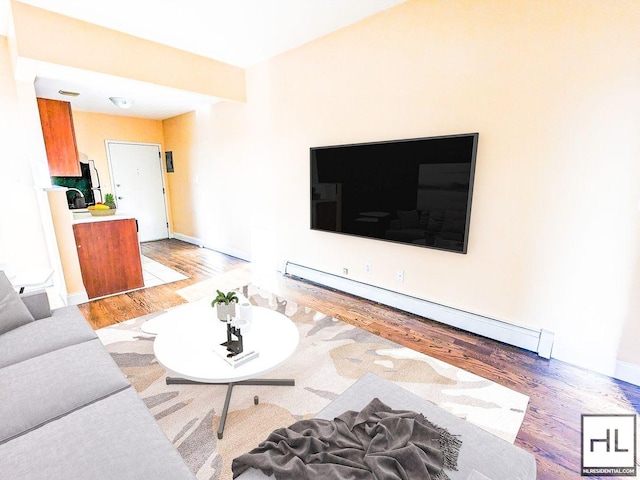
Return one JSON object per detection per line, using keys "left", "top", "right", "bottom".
{"left": 284, "top": 262, "right": 554, "bottom": 359}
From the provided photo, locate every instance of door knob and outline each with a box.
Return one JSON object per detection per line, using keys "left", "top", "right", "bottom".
{"left": 118, "top": 196, "right": 123, "bottom": 200}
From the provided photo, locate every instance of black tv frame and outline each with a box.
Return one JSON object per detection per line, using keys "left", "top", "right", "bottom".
{"left": 310, "top": 133, "right": 479, "bottom": 254}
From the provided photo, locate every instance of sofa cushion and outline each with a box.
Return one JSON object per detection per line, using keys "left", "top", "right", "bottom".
{"left": 0, "top": 338, "right": 131, "bottom": 444}
{"left": 0, "top": 271, "right": 34, "bottom": 335}
{"left": 0, "top": 306, "right": 96, "bottom": 368}
{"left": 0, "top": 388, "right": 196, "bottom": 480}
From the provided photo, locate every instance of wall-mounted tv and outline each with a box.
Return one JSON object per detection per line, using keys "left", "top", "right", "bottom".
{"left": 310, "top": 133, "right": 479, "bottom": 253}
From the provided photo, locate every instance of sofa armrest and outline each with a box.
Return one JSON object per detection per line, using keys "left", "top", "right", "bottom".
{"left": 20, "top": 289, "right": 52, "bottom": 320}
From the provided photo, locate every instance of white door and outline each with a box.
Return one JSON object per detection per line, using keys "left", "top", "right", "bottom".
{"left": 107, "top": 142, "right": 169, "bottom": 242}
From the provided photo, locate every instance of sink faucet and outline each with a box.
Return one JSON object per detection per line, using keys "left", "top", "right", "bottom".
{"left": 66, "top": 188, "right": 86, "bottom": 209}
{"left": 67, "top": 188, "right": 84, "bottom": 198}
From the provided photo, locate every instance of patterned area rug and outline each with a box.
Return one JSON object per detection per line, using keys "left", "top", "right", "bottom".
{"left": 98, "top": 284, "right": 529, "bottom": 480}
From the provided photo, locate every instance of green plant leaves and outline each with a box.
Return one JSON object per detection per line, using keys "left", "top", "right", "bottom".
{"left": 212, "top": 289, "right": 239, "bottom": 306}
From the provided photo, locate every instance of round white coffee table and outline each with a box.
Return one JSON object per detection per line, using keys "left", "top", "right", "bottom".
{"left": 153, "top": 302, "right": 299, "bottom": 439}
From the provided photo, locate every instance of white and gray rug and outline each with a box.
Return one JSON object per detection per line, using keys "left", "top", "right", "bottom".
{"left": 98, "top": 284, "right": 529, "bottom": 480}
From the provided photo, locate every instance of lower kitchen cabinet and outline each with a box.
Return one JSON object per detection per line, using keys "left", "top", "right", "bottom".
{"left": 73, "top": 218, "right": 144, "bottom": 299}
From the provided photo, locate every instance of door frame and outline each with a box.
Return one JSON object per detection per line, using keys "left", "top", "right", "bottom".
{"left": 105, "top": 140, "right": 171, "bottom": 240}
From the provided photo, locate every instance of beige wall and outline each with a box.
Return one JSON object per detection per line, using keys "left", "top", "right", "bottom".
{"left": 163, "top": 0, "right": 640, "bottom": 374}
{"left": 163, "top": 102, "right": 253, "bottom": 253}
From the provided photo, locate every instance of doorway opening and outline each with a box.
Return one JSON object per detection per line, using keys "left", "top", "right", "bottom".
{"left": 106, "top": 141, "right": 169, "bottom": 242}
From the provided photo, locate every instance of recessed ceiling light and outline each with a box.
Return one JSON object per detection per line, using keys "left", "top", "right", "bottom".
{"left": 109, "top": 97, "right": 134, "bottom": 109}
{"left": 58, "top": 90, "right": 80, "bottom": 96}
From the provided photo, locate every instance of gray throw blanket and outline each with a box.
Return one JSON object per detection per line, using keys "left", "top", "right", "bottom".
{"left": 232, "top": 397, "right": 461, "bottom": 480}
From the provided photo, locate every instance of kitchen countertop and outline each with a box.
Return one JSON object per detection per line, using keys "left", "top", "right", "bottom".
{"left": 71, "top": 210, "right": 136, "bottom": 224}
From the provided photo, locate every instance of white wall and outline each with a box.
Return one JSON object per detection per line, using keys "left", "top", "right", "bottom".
{"left": 0, "top": 36, "right": 51, "bottom": 273}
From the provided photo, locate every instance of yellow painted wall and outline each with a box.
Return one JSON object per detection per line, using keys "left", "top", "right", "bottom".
{"left": 163, "top": 0, "right": 640, "bottom": 374}
{"left": 72, "top": 110, "right": 165, "bottom": 197}
{"left": 162, "top": 113, "right": 196, "bottom": 238}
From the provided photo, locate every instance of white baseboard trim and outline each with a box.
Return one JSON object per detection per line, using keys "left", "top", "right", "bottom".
{"left": 202, "top": 242, "right": 251, "bottom": 262}
{"left": 66, "top": 290, "right": 89, "bottom": 306}
{"left": 284, "top": 262, "right": 554, "bottom": 357}
{"left": 537, "top": 329, "right": 555, "bottom": 359}
{"left": 170, "top": 233, "right": 251, "bottom": 262}
{"left": 614, "top": 361, "right": 640, "bottom": 387}
{"left": 171, "top": 232, "right": 204, "bottom": 247}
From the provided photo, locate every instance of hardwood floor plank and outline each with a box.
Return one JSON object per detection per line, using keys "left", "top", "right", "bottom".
{"left": 76, "top": 239, "right": 640, "bottom": 479}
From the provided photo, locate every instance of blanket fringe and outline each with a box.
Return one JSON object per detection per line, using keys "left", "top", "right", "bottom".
{"left": 427, "top": 420, "right": 463, "bottom": 480}
{"left": 433, "top": 470, "right": 453, "bottom": 480}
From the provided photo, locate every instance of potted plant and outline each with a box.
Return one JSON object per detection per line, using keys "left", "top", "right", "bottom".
{"left": 212, "top": 289, "right": 239, "bottom": 321}
{"left": 104, "top": 193, "right": 117, "bottom": 210}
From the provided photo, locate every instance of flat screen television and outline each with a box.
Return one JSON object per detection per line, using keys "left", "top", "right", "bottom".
{"left": 310, "top": 133, "right": 478, "bottom": 253}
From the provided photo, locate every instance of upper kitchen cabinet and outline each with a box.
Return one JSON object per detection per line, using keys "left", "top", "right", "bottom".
{"left": 37, "top": 98, "right": 81, "bottom": 176}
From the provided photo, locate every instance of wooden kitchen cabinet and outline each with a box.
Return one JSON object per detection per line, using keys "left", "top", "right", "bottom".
{"left": 73, "top": 218, "right": 144, "bottom": 299}
{"left": 37, "top": 98, "right": 81, "bottom": 176}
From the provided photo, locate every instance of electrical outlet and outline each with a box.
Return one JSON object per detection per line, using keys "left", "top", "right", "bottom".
{"left": 396, "top": 269, "right": 404, "bottom": 282}
{"left": 364, "top": 263, "right": 372, "bottom": 274}
{"left": 342, "top": 267, "right": 349, "bottom": 275}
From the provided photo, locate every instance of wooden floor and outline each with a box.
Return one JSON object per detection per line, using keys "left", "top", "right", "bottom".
{"left": 78, "top": 239, "right": 640, "bottom": 479}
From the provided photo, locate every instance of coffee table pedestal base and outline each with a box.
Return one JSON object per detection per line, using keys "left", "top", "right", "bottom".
{"left": 165, "top": 377, "right": 295, "bottom": 439}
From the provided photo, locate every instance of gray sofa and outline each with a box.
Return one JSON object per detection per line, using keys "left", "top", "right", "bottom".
{"left": 0, "top": 271, "right": 195, "bottom": 480}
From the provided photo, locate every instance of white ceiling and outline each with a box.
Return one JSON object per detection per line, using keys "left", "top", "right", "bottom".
{"left": 2, "top": 0, "right": 405, "bottom": 119}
